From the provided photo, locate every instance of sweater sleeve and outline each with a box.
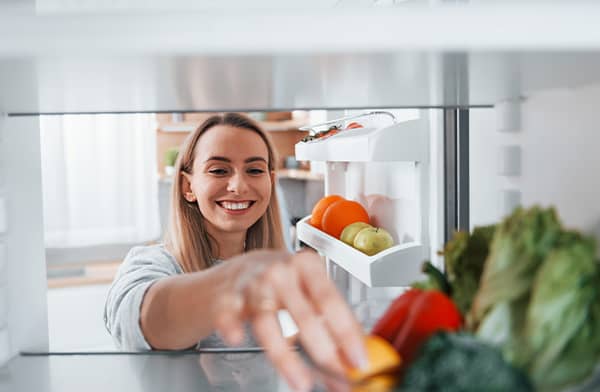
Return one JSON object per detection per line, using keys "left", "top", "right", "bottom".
{"left": 103, "top": 245, "right": 180, "bottom": 350}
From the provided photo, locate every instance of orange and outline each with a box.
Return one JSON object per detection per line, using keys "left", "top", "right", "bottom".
{"left": 321, "top": 199, "right": 370, "bottom": 239}
{"left": 310, "top": 194, "right": 344, "bottom": 230}
{"left": 346, "top": 335, "right": 402, "bottom": 388}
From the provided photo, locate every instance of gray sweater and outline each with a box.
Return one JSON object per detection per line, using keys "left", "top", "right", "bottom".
{"left": 103, "top": 244, "right": 257, "bottom": 350}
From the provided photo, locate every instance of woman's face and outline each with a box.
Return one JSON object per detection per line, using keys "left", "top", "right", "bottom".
{"left": 185, "top": 125, "right": 273, "bottom": 237}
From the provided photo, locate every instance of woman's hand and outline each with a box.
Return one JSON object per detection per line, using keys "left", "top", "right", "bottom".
{"left": 213, "top": 249, "right": 367, "bottom": 391}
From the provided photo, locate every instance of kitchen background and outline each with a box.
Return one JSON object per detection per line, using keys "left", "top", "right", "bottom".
{"left": 41, "top": 94, "right": 600, "bottom": 352}
{"left": 42, "top": 109, "right": 320, "bottom": 350}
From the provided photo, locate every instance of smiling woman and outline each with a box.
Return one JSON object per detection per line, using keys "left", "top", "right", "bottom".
{"left": 168, "top": 113, "right": 283, "bottom": 271}
{"left": 103, "top": 113, "right": 367, "bottom": 391}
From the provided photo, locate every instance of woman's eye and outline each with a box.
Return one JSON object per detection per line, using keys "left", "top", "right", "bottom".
{"left": 247, "top": 168, "right": 266, "bottom": 175}
{"left": 208, "top": 168, "right": 228, "bottom": 175}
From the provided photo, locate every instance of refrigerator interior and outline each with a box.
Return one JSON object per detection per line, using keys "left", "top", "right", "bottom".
{"left": 3, "top": 3, "right": 600, "bottom": 370}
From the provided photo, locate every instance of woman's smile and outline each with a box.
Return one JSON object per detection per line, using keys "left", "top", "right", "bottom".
{"left": 216, "top": 200, "right": 256, "bottom": 215}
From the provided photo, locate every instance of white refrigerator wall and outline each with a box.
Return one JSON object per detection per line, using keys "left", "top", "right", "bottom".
{"left": 470, "top": 84, "right": 600, "bottom": 240}
{"left": 0, "top": 115, "right": 49, "bottom": 364}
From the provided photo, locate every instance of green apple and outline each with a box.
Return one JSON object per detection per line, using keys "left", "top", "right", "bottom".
{"left": 340, "top": 222, "right": 373, "bottom": 246}
{"left": 353, "top": 227, "right": 394, "bottom": 256}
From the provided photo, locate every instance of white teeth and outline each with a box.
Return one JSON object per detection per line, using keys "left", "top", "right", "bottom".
{"left": 220, "top": 201, "right": 251, "bottom": 210}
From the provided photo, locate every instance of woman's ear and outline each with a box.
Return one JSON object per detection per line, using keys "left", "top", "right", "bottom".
{"left": 181, "top": 172, "right": 197, "bottom": 202}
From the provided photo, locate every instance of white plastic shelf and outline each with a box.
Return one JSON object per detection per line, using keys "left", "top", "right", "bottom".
{"left": 294, "top": 120, "right": 427, "bottom": 163}
{"left": 296, "top": 216, "right": 427, "bottom": 287}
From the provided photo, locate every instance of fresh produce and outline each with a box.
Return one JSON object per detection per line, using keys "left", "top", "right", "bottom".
{"left": 346, "top": 121, "right": 364, "bottom": 129}
{"left": 346, "top": 335, "right": 402, "bottom": 386}
{"left": 515, "top": 230, "right": 600, "bottom": 391}
{"left": 440, "top": 224, "right": 496, "bottom": 317}
{"left": 361, "top": 204, "right": 600, "bottom": 391}
{"left": 353, "top": 227, "right": 394, "bottom": 256}
{"left": 300, "top": 125, "right": 340, "bottom": 142}
{"left": 371, "top": 288, "right": 462, "bottom": 364}
{"left": 340, "top": 222, "right": 373, "bottom": 246}
{"left": 470, "top": 206, "right": 562, "bottom": 341}
{"left": 400, "top": 332, "right": 533, "bottom": 391}
{"left": 371, "top": 289, "right": 422, "bottom": 343}
{"left": 391, "top": 290, "right": 462, "bottom": 364}
{"left": 465, "top": 205, "right": 600, "bottom": 391}
{"left": 411, "top": 261, "right": 451, "bottom": 295}
{"left": 321, "top": 199, "right": 370, "bottom": 239}
{"left": 309, "top": 194, "right": 344, "bottom": 230}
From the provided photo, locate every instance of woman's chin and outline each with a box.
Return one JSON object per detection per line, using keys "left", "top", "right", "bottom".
{"left": 216, "top": 219, "right": 258, "bottom": 234}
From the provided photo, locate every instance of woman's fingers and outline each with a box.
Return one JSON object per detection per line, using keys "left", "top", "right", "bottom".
{"left": 292, "top": 251, "right": 368, "bottom": 370}
{"left": 232, "top": 249, "right": 366, "bottom": 388}
{"left": 213, "top": 291, "right": 246, "bottom": 346}
{"left": 252, "top": 311, "right": 313, "bottom": 392}
{"left": 260, "top": 262, "right": 346, "bottom": 376}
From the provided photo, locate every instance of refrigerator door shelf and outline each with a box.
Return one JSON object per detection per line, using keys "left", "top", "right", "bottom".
{"left": 294, "top": 120, "right": 427, "bottom": 163}
{"left": 296, "top": 216, "right": 426, "bottom": 287}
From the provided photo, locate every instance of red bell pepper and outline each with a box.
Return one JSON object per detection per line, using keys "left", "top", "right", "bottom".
{"left": 371, "top": 288, "right": 421, "bottom": 343}
{"left": 371, "top": 288, "right": 462, "bottom": 365}
{"left": 392, "top": 290, "right": 462, "bottom": 363}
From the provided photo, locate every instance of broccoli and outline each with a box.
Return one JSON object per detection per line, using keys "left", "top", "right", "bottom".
{"left": 399, "top": 332, "right": 533, "bottom": 392}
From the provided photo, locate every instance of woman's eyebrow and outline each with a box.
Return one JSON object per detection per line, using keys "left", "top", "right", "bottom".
{"left": 245, "top": 157, "right": 267, "bottom": 164}
{"left": 204, "top": 156, "right": 267, "bottom": 164}
{"left": 204, "top": 156, "right": 230, "bottom": 163}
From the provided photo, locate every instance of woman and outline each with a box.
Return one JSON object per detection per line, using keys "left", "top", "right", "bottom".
{"left": 104, "top": 113, "right": 366, "bottom": 391}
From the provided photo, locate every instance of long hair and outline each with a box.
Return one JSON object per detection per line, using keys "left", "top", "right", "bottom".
{"left": 164, "top": 113, "right": 285, "bottom": 273}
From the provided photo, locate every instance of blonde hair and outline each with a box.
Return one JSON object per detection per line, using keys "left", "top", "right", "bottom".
{"left": 164, "top": 113, "right": 285, "bottom": 272}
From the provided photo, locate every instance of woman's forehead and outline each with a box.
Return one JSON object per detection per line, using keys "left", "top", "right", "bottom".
{"left": 194, "top": 125, "right": 269, "bottom": 161}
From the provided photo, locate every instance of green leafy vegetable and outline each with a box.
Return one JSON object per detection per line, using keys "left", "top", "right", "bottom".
{"left": 470, "top": 206, "right": 562, "bottom": 337}
{"left": 519, "top": 231, "right": 600, "bottom": 391}
{"left": 441, "top": 224, "right": 496, "bottom": 316}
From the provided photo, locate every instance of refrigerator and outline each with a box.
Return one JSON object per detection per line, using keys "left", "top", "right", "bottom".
{"left": 2, "top": 1, "right": 600, "bottom": 390}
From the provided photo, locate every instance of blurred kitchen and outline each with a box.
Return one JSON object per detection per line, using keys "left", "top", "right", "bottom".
{"left": 42, "top": 110, "right": 318, "bottom": 350}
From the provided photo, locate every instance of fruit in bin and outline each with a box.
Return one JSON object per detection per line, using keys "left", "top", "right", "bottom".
{"left": 319, "top": 126, "right": 340, "bottom": 140}
{"left": 346, "top": 335, "right": 402, "bottom": 390}
{"left": 300, "top": 126, "right": 340, "bottom": 143}
{"left": 340, "top": 222, "right": 373, "bottom": 246}
{"left": 309, "top": 194, "right": 345, "bottom": 230}
{"left": 346, "top": 121, "right": 364, "bottom": 129}
{"left": 321, "top": 200, "right": 370, "bottom": 239}
{"left": 353, "top": 227, "right": 394, "bottom": 256}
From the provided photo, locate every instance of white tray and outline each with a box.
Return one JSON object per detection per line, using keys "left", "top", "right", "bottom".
{"left": 296, "top": 215, "right": 427, "bottom": 287}
{"left": 294, "top": 119, "right": 427, "bottom": 163}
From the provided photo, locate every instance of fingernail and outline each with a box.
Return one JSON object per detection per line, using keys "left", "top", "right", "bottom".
{"left": 349, "top": 343, "right": 369, "bottom": 370}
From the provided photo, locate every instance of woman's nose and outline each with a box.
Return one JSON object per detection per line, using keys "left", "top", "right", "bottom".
{"left": 227, "top": 173, "right": 249, "bottom": 194}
